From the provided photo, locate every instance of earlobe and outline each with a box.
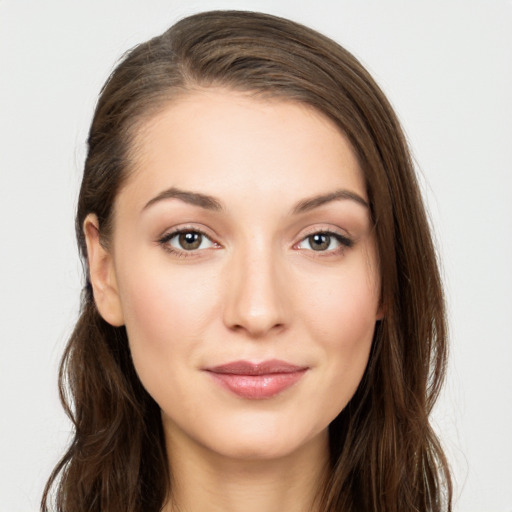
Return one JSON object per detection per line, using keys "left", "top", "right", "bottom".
{"left": 83, "top": 214, "right": 125, "bottom": 327}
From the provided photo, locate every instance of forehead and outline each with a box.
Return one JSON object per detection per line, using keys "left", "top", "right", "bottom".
{"left": 120, "top": 88, "right": 367, "bottom": 211}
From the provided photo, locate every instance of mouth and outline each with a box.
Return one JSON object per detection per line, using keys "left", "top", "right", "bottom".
{"left": 204, "top": 359, "right": 309, "bottom": 399}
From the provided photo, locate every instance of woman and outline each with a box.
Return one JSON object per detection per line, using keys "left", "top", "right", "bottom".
{"left": 42, "top": 10, "right": 452, "bottom": 512}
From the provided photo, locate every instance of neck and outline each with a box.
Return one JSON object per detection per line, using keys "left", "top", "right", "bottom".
{"left": 162, "top": 426, "right": 330, "bottom": 512}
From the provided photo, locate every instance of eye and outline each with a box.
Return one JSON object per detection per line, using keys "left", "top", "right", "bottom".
{"left": 296, "top": 231, "right": 352, "bottom": 252}
{"left": 160, "top": 229, "right": 217, "bottom": 252}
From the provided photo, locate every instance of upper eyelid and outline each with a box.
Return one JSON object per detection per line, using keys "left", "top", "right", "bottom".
{"left": 296, "top": 232, "right": 352, "bottom": 247}
{"left": 159, "top": 225, "right": 217, "bottom": 242}
{"left": 296, "top": 224, "right": 352, "bottom": 240}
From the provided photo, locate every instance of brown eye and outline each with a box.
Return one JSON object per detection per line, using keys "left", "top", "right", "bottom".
{"left": 308, "top": 233, "right": 332, "bottom": 251}
{"left": 178, "top": 231, "right": 203, "bottom": 250}
{"left": 161, "top": 229, "right": 216, "bottom": 252}
{"left": 296, "top": 231, "right": 353, "bottom": 253}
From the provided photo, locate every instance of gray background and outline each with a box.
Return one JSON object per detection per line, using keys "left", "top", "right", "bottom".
{"left": 1, "top": 1, "right": 511, "bottom": 510}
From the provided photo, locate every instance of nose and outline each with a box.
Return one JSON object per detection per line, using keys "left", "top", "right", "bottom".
{"left": 222, "top": 243, "right": 290, "bottom": 338}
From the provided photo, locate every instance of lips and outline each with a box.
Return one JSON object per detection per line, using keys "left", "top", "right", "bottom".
{"left": 204, "top": 359, "right": 308, "bottom": 399}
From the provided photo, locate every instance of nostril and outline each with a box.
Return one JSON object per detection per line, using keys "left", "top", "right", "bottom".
{"left": 227, "top": 317, "right": 286, "bottom": 338}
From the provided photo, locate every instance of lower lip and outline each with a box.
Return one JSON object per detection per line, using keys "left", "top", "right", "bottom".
{"left": 207, "top": 370, "right": 307, "bottom": 399}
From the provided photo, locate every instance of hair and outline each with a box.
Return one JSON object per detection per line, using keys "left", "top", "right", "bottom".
{"left": 42, "top": 10, "right": 451, "bottom": 512}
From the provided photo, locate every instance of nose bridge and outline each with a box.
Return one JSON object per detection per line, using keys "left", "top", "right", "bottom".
{"left": 223, "top": 235, "right": 288, "bottom": 337}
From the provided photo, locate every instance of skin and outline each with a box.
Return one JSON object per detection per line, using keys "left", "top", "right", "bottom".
{"left": 85, "top": 89, "right": 382, "bottom": 512}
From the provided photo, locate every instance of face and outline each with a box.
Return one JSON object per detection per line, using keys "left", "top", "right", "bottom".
{"left": 86, "top": 89, "right": 382, "bottom": 462}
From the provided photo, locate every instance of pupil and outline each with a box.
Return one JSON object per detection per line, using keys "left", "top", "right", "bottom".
{"left": 179, "top": 232, "right": 201, "bottom": 250}
{"left": 310, "top": 233, "right": 330, "bottom": 251}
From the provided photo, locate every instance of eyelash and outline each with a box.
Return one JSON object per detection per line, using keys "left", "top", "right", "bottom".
{"left": 158, "top": 227, "right": 218, "bottom": 258}
{"left": 157, "top": 228, "right": 353, "bottom": 258}
{"left": 295, "top": 230, "right": 353, "bottom": 255}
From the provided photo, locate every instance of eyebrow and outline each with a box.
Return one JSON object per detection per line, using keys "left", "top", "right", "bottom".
{"left": 143, "top": 187, "right": 223, "bottom": 212}
{"left": 142, "top": 186, "right": 369, "bottom": 214}
{"left": 291, "top": 189, "right": 369, "bottom": 214}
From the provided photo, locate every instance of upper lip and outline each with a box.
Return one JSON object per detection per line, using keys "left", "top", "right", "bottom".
{"left": 205, "top": 359, "right": 307, "bottom": 375}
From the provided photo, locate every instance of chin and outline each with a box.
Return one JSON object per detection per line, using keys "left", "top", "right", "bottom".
{"left": 211, "top": 436, "right": 301, "bottom": 461}
{"left": 191, "top": 412, "right": 329, "bottom": 463}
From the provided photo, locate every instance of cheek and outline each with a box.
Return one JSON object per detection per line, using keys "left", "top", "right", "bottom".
{"left": 298, "top": 263, "right": 379, "bottom": 408}
{"left": 300, "top": 259, "right": 379, "bottom": 341}
{"left": 116, "top": 263, "right": 219, "bottom": 386}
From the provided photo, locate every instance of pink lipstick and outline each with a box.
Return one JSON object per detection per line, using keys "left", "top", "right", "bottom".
{"left": 205, "top": 360, "right": 308, "bottom": 399}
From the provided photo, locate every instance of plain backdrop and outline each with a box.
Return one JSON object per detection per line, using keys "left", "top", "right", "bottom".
{"left": 1, "top": 1, "right": 511, "bottom": 511}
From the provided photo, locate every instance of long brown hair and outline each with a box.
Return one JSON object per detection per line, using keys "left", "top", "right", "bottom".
{"left": 42, "top": 10, "right": 451, "bottom": 511}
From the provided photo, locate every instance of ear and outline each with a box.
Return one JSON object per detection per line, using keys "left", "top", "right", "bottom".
{"left": 83, "top": 214, "right": 124, "bottom": 326}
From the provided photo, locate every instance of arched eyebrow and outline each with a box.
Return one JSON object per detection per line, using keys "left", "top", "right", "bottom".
{"left": 291, "top": 189, "right": 369, "bottom": 214}
{"left": 143, "top": 187, "right": 223, "bottom": 212}
{"left": 142, "top": 187, "right": 368, "bottom": 214}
